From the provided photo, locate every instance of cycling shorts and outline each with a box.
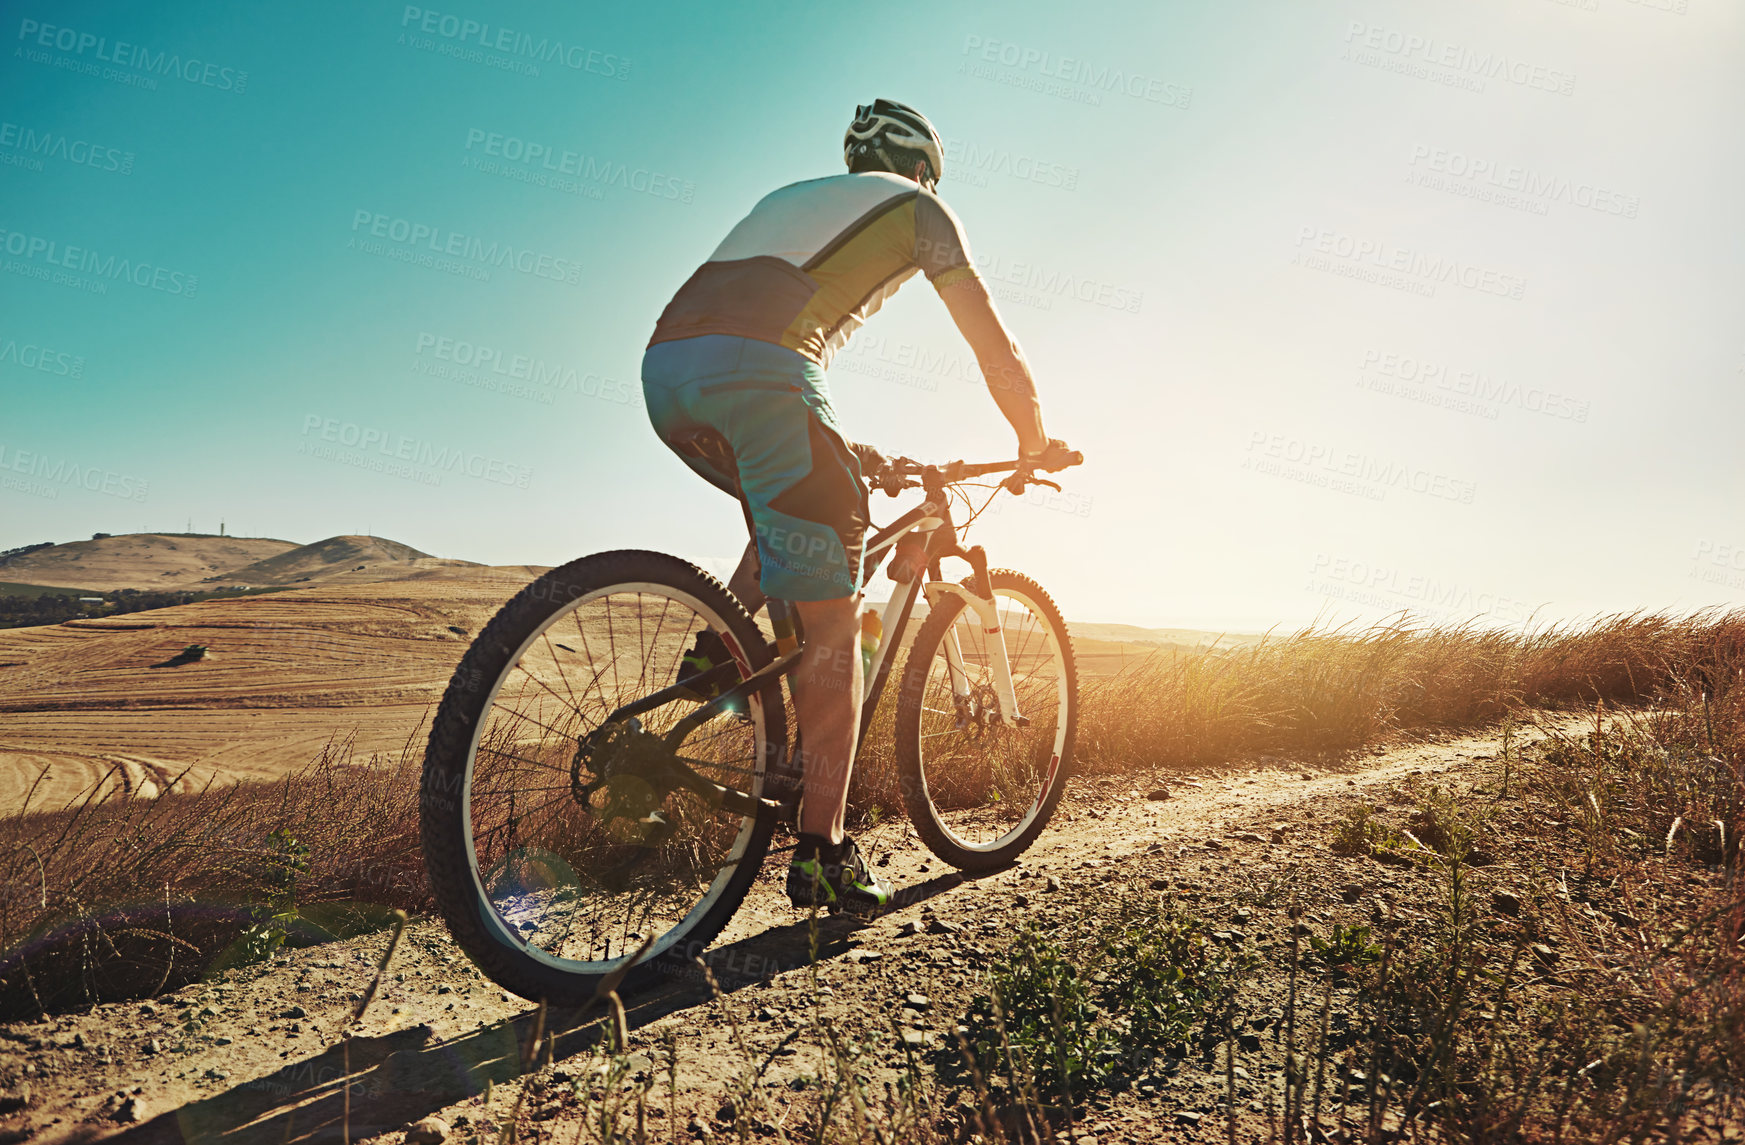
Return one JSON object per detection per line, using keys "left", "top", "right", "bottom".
{"left": 641, "top": 334, "right": 868, "bottom": 601}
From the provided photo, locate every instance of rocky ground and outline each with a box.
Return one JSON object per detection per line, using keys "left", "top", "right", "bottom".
{"left": 1, "top": 710, "right": 1729, "bottom": 1144}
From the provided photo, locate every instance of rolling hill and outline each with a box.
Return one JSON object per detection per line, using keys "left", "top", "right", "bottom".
{"left": 202, "top": 534, "right": 481, "bottom": 587}
{"left": 0, "top": 534, "right": 297, "bottom": 591}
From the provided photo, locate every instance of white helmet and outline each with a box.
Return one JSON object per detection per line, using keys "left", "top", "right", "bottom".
{"left": 843, "top": 99, "right": 944, "bottom": 188}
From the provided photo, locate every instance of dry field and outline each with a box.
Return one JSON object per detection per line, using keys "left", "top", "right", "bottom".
{"left": 0, "top": 567, "right": 542, "bottom": 812}
{"left": 0, "top": 575, "right": 1177, "bottom": 814}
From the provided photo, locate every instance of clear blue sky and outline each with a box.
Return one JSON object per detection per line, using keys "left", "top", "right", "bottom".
{"left": 3, "top": 0, "right": 1741, "bottom": 629}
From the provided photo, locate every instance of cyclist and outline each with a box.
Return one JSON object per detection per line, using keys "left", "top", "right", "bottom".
{"left": 641, "top": 98, "right": 1071, "bottom": 913}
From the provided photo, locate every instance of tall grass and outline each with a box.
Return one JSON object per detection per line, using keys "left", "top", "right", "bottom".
{"left": 0, "top": 731, "right": 431, "bottom": 1018}
{"left": 1069, "top": 610, "right": 1745, "bottom": 775}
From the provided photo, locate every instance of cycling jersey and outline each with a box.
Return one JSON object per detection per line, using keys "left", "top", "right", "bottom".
{"left": 647, "top": 171, "right": 980, "bottom": 368}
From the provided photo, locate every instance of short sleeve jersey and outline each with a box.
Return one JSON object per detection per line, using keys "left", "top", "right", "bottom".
{"left": 647, "top": 171, "right": 980, "bottom": 368}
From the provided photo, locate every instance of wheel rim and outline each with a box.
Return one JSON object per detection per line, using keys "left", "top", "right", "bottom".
{"left": 912, "top": 585, "right": 1069, "bottom": 853}
{"left": 460, "top": 583, "right": 767, "bottom": 974}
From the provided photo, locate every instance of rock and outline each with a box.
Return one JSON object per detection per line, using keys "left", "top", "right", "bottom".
{"left": 1012, "top": 893, "right": 1029, "bottom": 907}
{"left": 1341, "top": 884, "right": 1364, "bottom": 904}
{"left": 0, "top": 1084, "right": 30, "bottom": 1113}
{"left": 1176, "top": 1111, "right": 1204, "bottom": 1126}
{"left": 755, "top": 1006, "right": 779, "bottom": 1022}
{"left": 114, "top": 1095, "right": 146, "bottom": 1123}
{"left": 437, "top": 984, "right": 452, "bottom": 994}
{"left": 925, "top": 918, "right": 961, "bottom": 936}
{"left": 1147, "top": 788, "right": 1171, "bottom": 800}
{"left": 280, "top": 1005, "right": 306, "bottom": 1019}
{"left": 1204, "top": 838, "right": 1226, "bottom": 850}
{"left": 144, "top": 1038, "right": 161, "bottom": 1055}
{"left": 1045, "top": 876, "right": 1062, "bottom": 892}
{"left": 715, "top": 1099, "right": 738, "bottom": 1123}
{"left": 405, "top": 1116, "right": 451, "bottom": 1144}
{"left": 1235, "top": 831, "right": 1267, "bottom": 843}
{"left": 905, "top": 993, "right": 931, "bottom": 1011}
{"left": 1238, "top": 1034, "right": 1261, "bottom": 1052}
{"left": 1492, "top": 891, "right": 1522, "bottom": 917}
{"left": 1374, "top": 850, "right": 1413, "bottom": 868}
{"left": 1231, "top": 908, "right": 1252, "bottom": 924}
{"left": 1530, "top": 943, "right": 1560, "bottom": 966}
{"left": 896, "top": 920, "right": 920, "bottom": 937}
{"left": 900, "top": 1029, "right": 929, "bottom": 1048}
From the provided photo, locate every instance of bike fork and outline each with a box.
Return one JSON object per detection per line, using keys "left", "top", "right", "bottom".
{"left": 926, "top": 546, "right": 1023, "bottom": 727}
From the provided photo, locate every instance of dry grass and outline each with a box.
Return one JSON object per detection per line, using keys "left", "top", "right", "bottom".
{"left": 1071, "top": 609, "right": 1745, "bottom": 775}
{"left": 0, "top": 729, "right": 431, "bottom": 1018}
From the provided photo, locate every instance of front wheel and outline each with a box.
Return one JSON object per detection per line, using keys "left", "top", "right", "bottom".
{"left": 893, "top": 570, "right": 1078, "bottom": 871}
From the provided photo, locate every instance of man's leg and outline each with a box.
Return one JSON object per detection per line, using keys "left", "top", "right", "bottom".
{"left": 790, "top": 595, "right": 860, "bottom": 844}
{"left": 726, "top": 540, "right": 766, "bottom": 616}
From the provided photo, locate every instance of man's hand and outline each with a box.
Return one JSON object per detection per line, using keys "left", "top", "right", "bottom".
{"left": 1021, "top": 438, "right": 1078, "bottom": 472}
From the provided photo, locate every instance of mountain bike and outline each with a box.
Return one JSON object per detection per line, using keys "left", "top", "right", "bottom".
{"left": 420, "top": 451, "right": 1083, "bottom": 1004}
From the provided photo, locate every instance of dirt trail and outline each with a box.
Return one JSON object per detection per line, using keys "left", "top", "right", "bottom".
{"left": 0, "top": 715, "right": 1584, "bottom": 1144}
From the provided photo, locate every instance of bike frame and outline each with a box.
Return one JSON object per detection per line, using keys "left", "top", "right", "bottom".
{"left": 765, "top": 469, "right": 1028, "bottom": 757}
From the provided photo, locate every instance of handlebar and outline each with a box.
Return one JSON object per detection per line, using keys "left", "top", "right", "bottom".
{"left": 868, "top": 450, "right": 1084, "bottom": 497}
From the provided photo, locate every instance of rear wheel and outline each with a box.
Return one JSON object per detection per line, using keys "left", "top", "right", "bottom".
{"left": 420, "top": 551, "right": 785, "bottom": 1004}
{"left": 893, "top": 570, "right": 1077, "bottom": 871}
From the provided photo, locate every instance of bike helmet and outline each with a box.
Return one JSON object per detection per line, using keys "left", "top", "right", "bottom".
{"left": 843, "top": 98, "right": 944, "bottom": 189}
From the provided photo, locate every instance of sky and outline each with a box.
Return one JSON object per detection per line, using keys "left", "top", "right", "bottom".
{"left": 1, "top": 0, "right": 1741, "bottom": 631}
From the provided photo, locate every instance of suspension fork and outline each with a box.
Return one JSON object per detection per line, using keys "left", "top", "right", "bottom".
{"left": 924, "top": 545, "right": 1024, "bottom": 726}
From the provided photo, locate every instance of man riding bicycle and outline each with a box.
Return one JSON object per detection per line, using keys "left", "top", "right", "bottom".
{"left": 641, "top": 99, "right": 1072, "bottom": 913}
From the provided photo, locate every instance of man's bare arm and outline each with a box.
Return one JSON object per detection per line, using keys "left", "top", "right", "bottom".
{"left": 936, "top": 274, "right": 1047, "bottom": 455}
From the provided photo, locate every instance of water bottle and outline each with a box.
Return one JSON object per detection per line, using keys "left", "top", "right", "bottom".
{"left": 859, "top": 609, "right": 882, "bottom": 678}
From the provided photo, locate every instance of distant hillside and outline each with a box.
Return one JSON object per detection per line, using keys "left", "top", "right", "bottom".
{"left": 206, "top": 534, "right": 480, "bottom": 587}
{"left": 0, "top": 534, "right": 297, "bottom": 591}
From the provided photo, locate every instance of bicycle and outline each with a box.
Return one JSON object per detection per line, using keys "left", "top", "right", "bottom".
{"left": 419, "top": 450, "right": 1084, "bottom": 1004}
